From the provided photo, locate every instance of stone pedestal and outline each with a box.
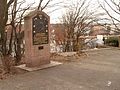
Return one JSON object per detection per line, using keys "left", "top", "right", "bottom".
{"left": 24, "top": 10, "right": 50, "bottom": 67}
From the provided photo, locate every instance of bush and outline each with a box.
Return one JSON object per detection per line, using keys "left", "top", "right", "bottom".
{"left": 105, "top": 37, "right": 119, "bottom": 47}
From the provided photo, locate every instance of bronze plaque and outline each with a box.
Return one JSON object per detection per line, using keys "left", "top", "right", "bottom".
{"left": 32, "top": 14, "right": 49, "bottom": 45}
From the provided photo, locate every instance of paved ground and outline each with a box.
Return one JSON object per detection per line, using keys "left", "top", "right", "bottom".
{"left": 0, "top": 48, "right": 120, "bottom": 90}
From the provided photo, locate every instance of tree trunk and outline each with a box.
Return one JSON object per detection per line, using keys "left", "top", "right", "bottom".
{"left": 1, "top": 55, "right": 12, "bottom": 73}
{"left": 15, "top": 38, "right": 22, "bottom": 65}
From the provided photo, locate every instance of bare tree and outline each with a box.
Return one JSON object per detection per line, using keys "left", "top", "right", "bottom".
{"left": 0, "top": 0, "right": 14, "bottom": 73}
{"left": 0, "top": 0, "right": 34, "bottom": 73}
{"left": 8, "top": 0, "right": 34, "bottom": 65}
{"left": 38, "top": 0, "right": 52, "bottom": 10}
{"left": 98, "top": 0, "right": 120, "bottom": 33}
{"left": 37, "top": 0, "right": 63, "bottom": 14}
{"left": 62, "top": 0, "right": 101, "bottom": 52}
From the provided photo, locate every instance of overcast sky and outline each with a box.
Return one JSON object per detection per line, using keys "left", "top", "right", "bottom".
{"left": 24, "top": 0, "right": 119, "bottom": 24}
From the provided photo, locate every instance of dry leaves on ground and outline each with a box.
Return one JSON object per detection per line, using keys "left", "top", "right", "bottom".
{"left": 50, "top": 51, "right": 88, "bottom": 63}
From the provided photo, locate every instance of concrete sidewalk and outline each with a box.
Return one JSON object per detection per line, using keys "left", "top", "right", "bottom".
{"left": 0, "top": 48, "right": 120, "bottom": 90}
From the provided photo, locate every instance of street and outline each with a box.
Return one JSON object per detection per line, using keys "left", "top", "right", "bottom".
{"left": 0, "top": 48, "right": 120, "bottom": 90}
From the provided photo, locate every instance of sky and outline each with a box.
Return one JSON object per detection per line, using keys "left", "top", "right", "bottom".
{"left": 24, "top": 0, "right": 119, "bottom": 24}
{"left": 24, "top": 0, "right": 66, "bottom": 23}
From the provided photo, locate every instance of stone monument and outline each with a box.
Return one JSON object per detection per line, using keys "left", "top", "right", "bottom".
{"left": 24, "top": 10, "right": 50, "bottom": 67}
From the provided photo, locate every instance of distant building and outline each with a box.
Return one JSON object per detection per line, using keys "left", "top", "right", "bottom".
{"left": 89, "top": 25, "right": 110, "bottom": 36}
{"left": 50, "top": 24, "right": 66, "bottom": 45}
{"left": 50, "top": 24, "right": 66, "bottom": 52}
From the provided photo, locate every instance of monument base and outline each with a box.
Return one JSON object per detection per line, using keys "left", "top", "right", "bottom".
{"left": 16, "top": 61, "right": 62, "bottom": 71}
{"left": 25, "top": 56, "right": 50, "bottom": 67}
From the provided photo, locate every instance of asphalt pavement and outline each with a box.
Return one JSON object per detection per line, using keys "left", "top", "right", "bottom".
{"left": 0, "top": 48, "right": 120, "bottom": 90}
